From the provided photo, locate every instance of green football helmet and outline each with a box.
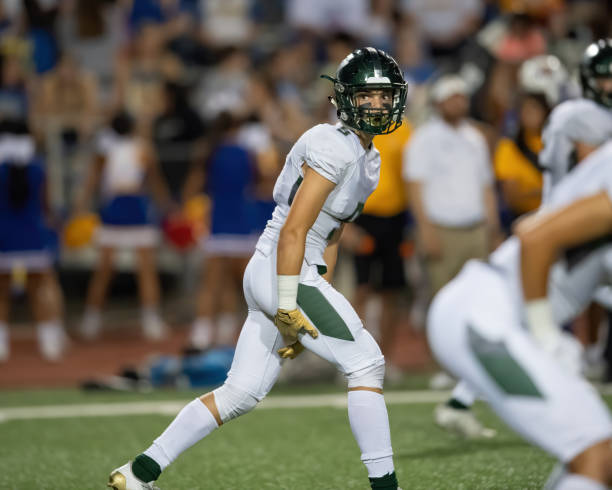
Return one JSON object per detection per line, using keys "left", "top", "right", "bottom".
{"left": 322, "top": 47, "right": 408, "bottom": 135}
{"left": 580, "top": 38, "right": 612, "bottom": 109}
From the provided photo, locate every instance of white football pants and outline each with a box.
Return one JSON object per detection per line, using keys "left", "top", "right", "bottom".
{"left": 427, "top": 260, "right": 612, "bottom": 463}
{"left": 226, "top": 246, "right": 385, "bottom": 401}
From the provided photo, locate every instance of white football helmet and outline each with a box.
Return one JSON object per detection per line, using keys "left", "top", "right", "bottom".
{"left": 519, "top": 55, "right": 569, "bottom": 107}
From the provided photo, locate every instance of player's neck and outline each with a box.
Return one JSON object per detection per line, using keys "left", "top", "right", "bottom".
{"left": 355, "top": 130, "right": 374, "bottom": 150}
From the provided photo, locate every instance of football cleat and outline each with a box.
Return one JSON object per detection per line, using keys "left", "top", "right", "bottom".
{"left": 434, "top": 403, "right": 497, "bottom": 439}
{"left": 108, "top": 462, "right": 160, "bottom": 490}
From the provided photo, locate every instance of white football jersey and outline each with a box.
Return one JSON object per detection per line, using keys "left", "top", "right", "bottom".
{"left": 490, "top": 140, "right": 612, "bottom": 323}
{"left": 540, "top": 98, "right": 612, "bottom": 204}
{"left": 257, "top": 123, "right": 380, "bottom": 267}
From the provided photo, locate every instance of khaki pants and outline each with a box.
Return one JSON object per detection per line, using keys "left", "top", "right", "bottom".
{"left": 424, "top": 223, "right": 488, "bottom": 295}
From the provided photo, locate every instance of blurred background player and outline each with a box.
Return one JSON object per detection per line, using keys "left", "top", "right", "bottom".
{"left": 184, "top": 112, "right": 258, "bottom": 350}
{"left": 74, "top": 111, "right": 172, "bottom": 341}
{"left": 539, "top": 39, "right": 612, "bottom": 385}
{"left": 427, "top": 131, "right": 612, "bottom": 489}
{"left": 436, "top": 41, "right": 612, "bottom": 438}
{"left": 0, "top": 119, "right": 67, "bottom": 361}
{"left": 540, "top": 40, "right": 612, "bottom": 200}
{"left": 494, "top": 54, "right": 568, "bottom": 230}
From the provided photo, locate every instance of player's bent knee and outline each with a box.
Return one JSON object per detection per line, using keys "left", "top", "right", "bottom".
{"left": 346, "top": 361, "right": 385, "bottom": 391}
{"left": 212, "top": 383, "right": 260, "bottom": 423}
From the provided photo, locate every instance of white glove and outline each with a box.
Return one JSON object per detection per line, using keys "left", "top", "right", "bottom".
{"left": 525, "top": 298, "right": 583, "bottom": 375}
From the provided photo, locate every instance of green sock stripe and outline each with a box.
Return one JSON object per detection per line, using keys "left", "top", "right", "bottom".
{"left": 447, "top": 398, "right": 469, "bottom": 410}
{"left": 132, "top": 454, "right": 161, "bottom": 482}
{"left": 369, "top": 471, "right": 398, "bottom": 489}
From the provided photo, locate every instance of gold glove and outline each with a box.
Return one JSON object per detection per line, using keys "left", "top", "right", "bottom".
{"left": 274, "top": 308, "right": 318, "bottom": 346}
{"left": 278, "top": 341, "right": 305, "bottom": 359}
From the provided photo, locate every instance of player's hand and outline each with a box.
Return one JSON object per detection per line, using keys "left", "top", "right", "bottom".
{"left": 278, "top": 341, "right": 305, "bottom": 359}
{"left": 274, "top": 308, "right": 318, "bottom": 346}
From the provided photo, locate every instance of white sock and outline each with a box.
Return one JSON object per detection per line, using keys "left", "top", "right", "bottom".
{"left": 216, "top": 312, "right": 237, "bottom": 346}
{"left": 144, "top": 398, "right": 219, "bottom": 470}
{"left": 451, "top": 380, "right": 477, "bottom": 407}
{"left": 347, "top": 390, "right": 394, "bottom": 478}
{"left": 553, "top": 474, "right": 607, "bottom": 490}
{"left": 190, "top": 317, "right": 214, "bottom": 349}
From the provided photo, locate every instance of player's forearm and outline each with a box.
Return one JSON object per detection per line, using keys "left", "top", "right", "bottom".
{"left": 277, "top": 226, "right": 307, "bottom": 276}
{"left": 518, "top": 192, "right": 612, "bottom": 300}
{"left": 276, "top": 226, "right": 307, "bottom": 310}
{"left": 519, "top": 234, "right": 555, "bottom": 300}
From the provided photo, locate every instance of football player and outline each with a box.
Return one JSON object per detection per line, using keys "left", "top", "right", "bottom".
{"left": 107, "top": 48, "right": 407, "bottom": 490}
{"left": 540, "top": 39, "right": 612, "bottom": 201}
{"left": 428, "top": 125, "right": 612, "bottom": 489}
{"left": 436, "top": 39, "right": 612, "bottom": 438}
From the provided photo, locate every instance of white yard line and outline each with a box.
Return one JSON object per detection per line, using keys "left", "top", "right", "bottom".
{"left": 2, "top": 385, "right": 611, "bottom": 423}
{"left": 0, "top": 390, "right": 451, "bottom": 422}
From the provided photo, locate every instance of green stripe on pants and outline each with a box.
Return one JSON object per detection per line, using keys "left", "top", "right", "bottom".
{"left": 468, "top": 325, "right": 542, "bottom": 398}
{"left": 297, "top": 284, "right": 354, "bottom": 341}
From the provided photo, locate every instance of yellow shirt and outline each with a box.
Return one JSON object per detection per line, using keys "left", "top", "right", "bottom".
{"left": 365, "top": 123, "right": 412, "bottom": 217}
{"left": 494, "top": 132, "right": 543, "bottom": 214}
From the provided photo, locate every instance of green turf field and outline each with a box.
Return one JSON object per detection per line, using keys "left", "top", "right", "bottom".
{"left": 1, "top": 388, "right": 610, "bottom": 490}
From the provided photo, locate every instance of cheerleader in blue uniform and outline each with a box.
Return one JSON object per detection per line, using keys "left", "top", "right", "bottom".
{"left": 74, "top": 111, "right": 171, "bottom": 341}
{"left": 0, "top": 119, "right": 67, "bottom": 361}
{"left": 183, "top": 113, "right": 261, "bottom": 349}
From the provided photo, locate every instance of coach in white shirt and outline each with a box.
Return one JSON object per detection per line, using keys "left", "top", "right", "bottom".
{"left": 403, "top": 74, "right": 501, "bottom": 295}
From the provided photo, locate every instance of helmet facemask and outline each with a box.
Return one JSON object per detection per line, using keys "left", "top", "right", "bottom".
{"left": 326, "top": 79, "right": 407, "bottom": 135}
{"left": 583, "top": 76, "right": 612, "bottom": 109}
{"left": 580, "top": 39, "right": 612, "bottom": 109}
{"left": 322, "top": 47, "right": 408, "bottom": 135}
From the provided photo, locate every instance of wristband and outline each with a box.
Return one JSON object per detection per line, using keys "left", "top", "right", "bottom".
{"left": 525, "top": 298, "right": 559, "bottom": 348}
{"left": 277, "top": 275, "right": 299, "bottom": 310}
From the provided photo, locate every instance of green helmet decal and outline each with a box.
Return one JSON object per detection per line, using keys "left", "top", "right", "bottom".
{"left": 322, "top": 47, "right": 408, "bottom": 135}
{"left": 580, "top": 38, "right": 612, "bottom": 109}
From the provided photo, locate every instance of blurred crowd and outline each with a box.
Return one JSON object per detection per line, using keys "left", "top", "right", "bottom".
{"left": 1, "top": 0, "right": 612, "bottom": 383}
